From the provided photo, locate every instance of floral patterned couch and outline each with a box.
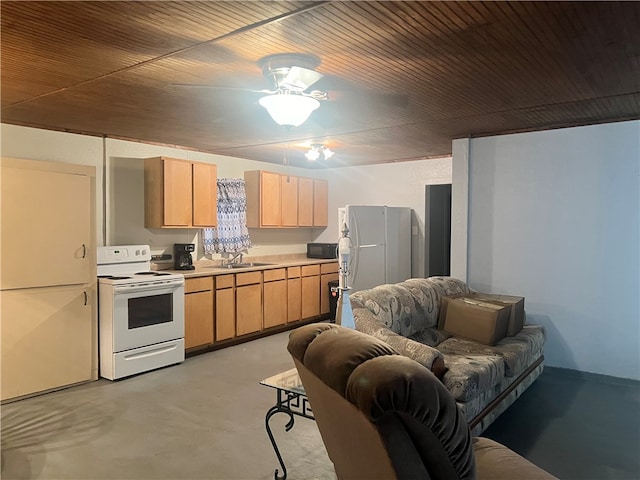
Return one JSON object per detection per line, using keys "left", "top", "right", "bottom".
{"left": 350, "top": 276, "right": 546, "bottom": 435}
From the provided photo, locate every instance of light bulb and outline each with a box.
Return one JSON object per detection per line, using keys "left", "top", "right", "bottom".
{"left": 305, "top": 146, "right": 320, "bottom": 161}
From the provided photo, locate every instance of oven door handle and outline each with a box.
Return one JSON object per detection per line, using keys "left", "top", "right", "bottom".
{"left": 113, "top": 282, "right": 183, "bottom": 294}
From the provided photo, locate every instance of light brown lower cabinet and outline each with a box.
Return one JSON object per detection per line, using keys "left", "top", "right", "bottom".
{"left": 235, "top": 272, "right": 263, "bottom": 336}
{"left": 184, "top": 277, "right": 214, "bottom": 349}
{"left": 185, "top": 263, "right": 333, "bottom": 350}
{"left": 301, "top": 264, "right": 321, "bottom": 319}
{"left": 264, "top": 269, "right": 287, "bottom": 329}
{"left": 215, "top": 275, "right": 235, "bottom": 341}
{"left": 287, "top": 267, "right": 302, "bottom": 323}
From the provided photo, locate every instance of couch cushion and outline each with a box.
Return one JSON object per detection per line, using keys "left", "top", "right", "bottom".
{"left": 440, "top": 353, "right": 506, "bottom": 401}
{"left": 474, "top": 437, "right": 557, "bottom": 479}
{"left": 351, "top": 277, "right": 472, "bottom": 340}
{"left": 352, "top": 284, "right": 421, "bottom": 337}
{"left": 402, "top": 277, "right": 472, "bottom": 331}
{"left": 407, "top": 326, "right": 451, "bottom": 348}
{"left": 437, "top": 325, "right": 546, "bottom": 377}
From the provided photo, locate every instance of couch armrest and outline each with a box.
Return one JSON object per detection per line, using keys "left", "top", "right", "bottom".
{"left": 355, "top": 308, "right": 446, "bottom": 379}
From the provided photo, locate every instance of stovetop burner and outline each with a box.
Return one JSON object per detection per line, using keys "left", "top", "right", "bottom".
{"left": 97, "top": 247, "right": 184, "bottom": 285}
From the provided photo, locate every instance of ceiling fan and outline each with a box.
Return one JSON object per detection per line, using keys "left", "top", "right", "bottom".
{"left": 172, "top": 52, "right": 408, "bottom": 127}
{"left": 174, "top": 53, "right": 328, "bottom": 127}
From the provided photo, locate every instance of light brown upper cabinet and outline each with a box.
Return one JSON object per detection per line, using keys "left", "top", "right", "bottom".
{"left": 246, "top": 170, "right": 328, "bottom": 228}
{"left": 280, "top": 175, "right": 299, "bottom": 227}
{"left": 297, "top": 177, "right": 314, "bottom": 227}
{"left": 313, "top": 178, "right": 329, "bottom": 227}
{"left": 144, "top": 156, "right": 217, "bottom": 228}
{"left": 245, "top": 170, "right": 280, "bottom": 227}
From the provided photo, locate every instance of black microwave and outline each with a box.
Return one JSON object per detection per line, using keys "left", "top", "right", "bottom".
{"left": 307, "top": 243, "right": 338, "bottom": 259}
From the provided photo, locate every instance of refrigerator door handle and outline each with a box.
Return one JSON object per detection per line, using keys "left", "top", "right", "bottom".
{"left": 350, "top": 212, "right": 360, "bottom": 287}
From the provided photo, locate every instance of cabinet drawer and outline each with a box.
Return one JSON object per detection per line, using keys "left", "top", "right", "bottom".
{"left": 320, "top": 263, "right": 339, "bottom": 274}
{"left": 263, "top": 268, "right": 286, "bottom": 282}
{"left": 236, "top": 271, "right": 262, "bottom": 286}
{"left": 185, "top": 276, "right": 213, "bottom": 293}
{"left": 301, "top": 264, "right": 320, "bottom": 277}
{"left": 215, "top": 274, "right": 234, "bottom": 289}
{"left": 287, "top": 266, "right": 301, "bottom": 278}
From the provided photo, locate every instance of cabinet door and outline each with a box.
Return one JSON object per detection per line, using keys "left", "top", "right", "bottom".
{"left": 260, "top": 171, "right": 281, "bottom": 227}
{"left": 192, "top": 162, "right": 217, "bottom": 227}
{"left": 1, "top": 165, "right": 92, "bottom": 289}
{"left": 301, "top": 275, "right": 320, "bottom": 319}
{"left": 287, "top": 277, "right": 302, "bottom": 323}
{"left": 313, "top": 178, "right": 329, "bottom": 227}
{"left": 1, "top": 285, "right": 94, "bottom": 401}
{"left": 164, "top": 158, "right": 192, "bottom": 226}
{"left": 280, "top": 175, "right": 299, "bottom": 227}
{"left": 298, "top": 177, "right": 314, "bottom": 227}
{"left": 236, "top": 284, "right": 263, "bottom": 335}
{"left": 184, "top": 290, "right": 214, "bottom": 349}
{"left": 215, "top": 288, "right": 235, "bottom": 341}
{"left": 264, "top": 280, "right": 287, "bottom": 328}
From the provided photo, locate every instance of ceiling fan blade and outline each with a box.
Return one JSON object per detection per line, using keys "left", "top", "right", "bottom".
{"left": 282, "top": 66, "right": 324, "bottom": 92}
{"left": 312, "top": 74, "right": 408, "bottom": 107}
{"left": 171, "top": 83, "right": 274, "bottom": 94}
{"left": 327, "top": 90, "right": 409, "bottom": 108}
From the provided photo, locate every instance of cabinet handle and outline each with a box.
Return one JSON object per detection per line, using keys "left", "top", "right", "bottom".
{"left": 82, "top": 244, "right": 87, "bottom": 258}
{"left": 83, "top": 291, "right": 88, "bottom": 305}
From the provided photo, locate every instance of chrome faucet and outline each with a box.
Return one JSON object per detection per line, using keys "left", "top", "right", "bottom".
{"left": 227, "top": 252, "right": 243, "bottom": 265}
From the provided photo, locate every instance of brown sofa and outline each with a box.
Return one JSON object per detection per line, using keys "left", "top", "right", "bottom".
{"left": 288, "top": 323, "right": 556, "bottom": 480}
{"left": 350, "top": 276, "right": 546, "bottom": 434}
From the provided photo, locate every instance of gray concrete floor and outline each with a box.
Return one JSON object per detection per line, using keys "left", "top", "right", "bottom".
{"left": 1, "top": 331, "right": 334, "bottom": 480}
{"left": 2, "top": 330, "right": 639, "bottom": 480}
{"left": 484, "top": 367, "right": 640, "bottom": 480}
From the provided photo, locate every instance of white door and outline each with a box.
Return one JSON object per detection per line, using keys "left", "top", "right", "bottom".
{"left": 1, "top": 165, "right": 92, "bottom": 290}
{"left": 1, "top": 285, "right": 94, "bottom": 400}
{"left": 111, "top": 283, "right": 185, "bottom": 352}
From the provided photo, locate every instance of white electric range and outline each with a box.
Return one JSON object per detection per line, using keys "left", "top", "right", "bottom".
{"left": 97, "top": 245, "right": 185, "bottom": 380}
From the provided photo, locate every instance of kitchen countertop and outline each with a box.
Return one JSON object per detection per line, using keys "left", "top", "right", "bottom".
{"left": 158, "top": 254, "right": 338, "bottom": 279}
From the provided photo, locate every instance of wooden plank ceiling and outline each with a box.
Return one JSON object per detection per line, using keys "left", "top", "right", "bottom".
{"left": 2, "top": 1, "right": 638, "bottom": 168}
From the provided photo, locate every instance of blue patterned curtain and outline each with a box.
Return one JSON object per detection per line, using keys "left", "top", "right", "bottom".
{"left": 202, "top": 178, "right": 252, "bottom": 255}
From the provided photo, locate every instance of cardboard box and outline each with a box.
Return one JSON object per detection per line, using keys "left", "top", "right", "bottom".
{"left": 467, "top": 293, "right": 525, "bottom": 336}
{"left": 443, "top": 297, "right": 510, "bottom": 346}
{"left": 438, "top": 294, "right": 465, "bottom": 330}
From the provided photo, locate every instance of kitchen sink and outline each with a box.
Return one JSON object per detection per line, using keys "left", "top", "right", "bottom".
{"left": 215, "top": 262, "right": 275, "bottom": 269}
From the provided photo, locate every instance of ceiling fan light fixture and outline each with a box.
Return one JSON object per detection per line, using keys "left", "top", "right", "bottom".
{"left": 323, "top": 147, "right": 334, "bottom": 159}
{"left": 258, "top": 93, "right": 320, "bottom": 127}
{"left": 305, "top": 144, "right": 334, "bottom": 161}
{"left": 305, "top": 145, "right": 321, "bottom": 161}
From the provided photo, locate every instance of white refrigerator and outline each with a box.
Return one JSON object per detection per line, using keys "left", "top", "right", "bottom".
{"left": 338, "top": 205, "right": 412, "bottom": 292}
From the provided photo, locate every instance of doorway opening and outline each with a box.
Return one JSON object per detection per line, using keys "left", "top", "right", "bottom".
{"left": 424, "top": 184, "right": 451, "bottom": 277}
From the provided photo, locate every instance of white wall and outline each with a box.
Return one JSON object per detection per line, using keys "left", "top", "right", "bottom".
{"left": 1, "top": 124, "right": 106, "bottom": 245}
{"left": 453, "top": 120, "right": 640, "bottom": 380}
{"left": 2, "top": 124, "right": 450, "bottom": 271}
{"left": 315, "top": 157, "right": 452, "bottom": 278}
{"left": 103, "top": 137, "right": 323, "bottom": 259}
{"left": 1, "top": 124, "right": 324, "bottom": 260}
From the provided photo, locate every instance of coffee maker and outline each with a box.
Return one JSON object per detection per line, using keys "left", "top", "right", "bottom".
{"left": 174, "top": 243, "right": 195, "bottom": 270}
